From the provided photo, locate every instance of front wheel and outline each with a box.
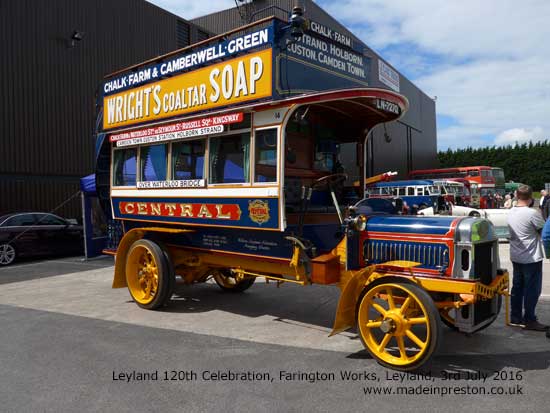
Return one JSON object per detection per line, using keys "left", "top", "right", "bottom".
{"left": 356, "top": 282, "right": 442, "bottom": 371}
{"left": 0, "top": 243, "right": 16, "bottom": 266}
{"left": 125, "top": 239, "right": 174, "bottom": 310}
{"left": 213, "top": 269, "right": 255, "bottom": 292}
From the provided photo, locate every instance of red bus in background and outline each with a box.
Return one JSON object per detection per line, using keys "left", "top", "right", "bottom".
{"left": 431, "top": 178, "right": 474, "bottom": 206}
{"left": 410, "top": 166, "right": 505, "bottom": 209}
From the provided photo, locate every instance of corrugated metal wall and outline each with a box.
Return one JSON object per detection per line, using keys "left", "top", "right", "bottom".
{"left": 192, "top": 0, "right": 438, "bottom": 178}
{"left": 0, "top": 0, "right": 207, "bottom": 218}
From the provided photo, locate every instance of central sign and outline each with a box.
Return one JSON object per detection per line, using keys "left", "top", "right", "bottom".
{"left": 119, "top": 202, "right": 242, "bottom": 221}
{"left": 103, "top": 49, "right": 272, "bottom": 130}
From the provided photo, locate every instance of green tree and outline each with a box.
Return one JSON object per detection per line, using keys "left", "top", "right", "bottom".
{"left": 438, "top": 141, "right": 550, "bottom": 189}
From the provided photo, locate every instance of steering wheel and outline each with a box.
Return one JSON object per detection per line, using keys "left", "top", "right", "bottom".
{"left": 311, "top": 173, "right": 348, "bottom": 190}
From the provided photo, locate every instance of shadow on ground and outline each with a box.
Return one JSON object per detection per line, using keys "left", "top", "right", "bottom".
{"left": 169, "top": 281, "right": 341, "bottom": 333}
{"left": 168, "top": 282, "right": 550, "bottom": 375}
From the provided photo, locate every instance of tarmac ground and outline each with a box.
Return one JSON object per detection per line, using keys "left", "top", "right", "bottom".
{"left": 0, "top": 245, "right": 549, "bottom": 412}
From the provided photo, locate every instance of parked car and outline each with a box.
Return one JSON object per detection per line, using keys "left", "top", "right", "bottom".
{"left": 0, "top": 212, "right": 83, "bottom": 266}
{"left": 352, "top": 197, "right": 398, "bottom": 215}
{"left": 450, "top": 205, "right": 510, "bottom": 239}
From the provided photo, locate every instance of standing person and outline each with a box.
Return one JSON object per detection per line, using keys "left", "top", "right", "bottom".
{"left": 541, "top": 217, "right": 550, "bottom": 339}
{"left": 542, "top": 190, "right": 550, "bottom": 220}
{"left": 507, "top": 185, "right": 548, "bottom": 330}
{"left": 504, "top": 194, "right": 512, "bottom": 209}
{"left": 487, "top": 192, "right": 494, "bottom": 209}
{"left": 495, "top": 192, "right": 503, "bottom": 208}
{"left": 539, "top": 190, "right": 546, "bottom": 208}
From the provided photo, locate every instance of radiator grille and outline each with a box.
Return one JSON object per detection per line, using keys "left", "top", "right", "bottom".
{"left": 364, "top": 240, "right": 449, "bottom": 270}
{"left": 474, "top": 242, "right": 494, "bottom": 285}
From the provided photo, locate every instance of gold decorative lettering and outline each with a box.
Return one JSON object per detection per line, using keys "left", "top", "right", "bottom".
{"left": 180, "top": 204, "right": 193, "bottom": 217}
{"left": 150, "top": 203, "right": 162, "bottom": 216}
{"left": 197, "top": 204, "right": 213, "bottom": 218}
{"left": 137, "top": 203, "right": 148, "bottom": 215}
{"left": 215, "top": 204, "right": 231, "bottom": 220}
{"left": 165, "top": 203, "right": 177, "bottom": 216}
{"left": 123, "top": 203, "right": 135, "bottom": 214}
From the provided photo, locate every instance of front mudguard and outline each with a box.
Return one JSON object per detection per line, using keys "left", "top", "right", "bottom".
{"left": 330, "top": 261, "right": 421, "bottom": 336}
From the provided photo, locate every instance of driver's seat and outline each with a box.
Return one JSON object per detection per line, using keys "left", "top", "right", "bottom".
{"left": 284, "top": 177, "right": 303, "bottom": 213}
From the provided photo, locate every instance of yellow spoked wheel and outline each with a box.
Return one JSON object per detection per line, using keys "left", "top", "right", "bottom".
{"left": 357, "top": 282, "right": 441, "bottom": 371}
{"left": 126, "top": 239, "right": 174, "bottom": 310}
{"left": 213, "top": 269, "right": 255, "bottom": 293}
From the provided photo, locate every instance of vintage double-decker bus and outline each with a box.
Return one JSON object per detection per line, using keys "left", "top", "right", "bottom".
{"left": 364, "top": 179, "right": 445, "bottom": 212}
{"left": 95, "top": 13, "right": 509, "bottom": 371}
{"left": 410, "top": 166, "right": 505, "bottom": 208}
{"left": 431, "top": 179, "right": 472, "bottom": 206}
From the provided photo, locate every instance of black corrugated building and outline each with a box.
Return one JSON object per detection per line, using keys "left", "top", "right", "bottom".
{"left": 0, "top": 0, "right": 211, "bottom": 217}
{"left": 0, "top": 0, "right": 437, "bottom": 219}
{"left": 192, "top": 0, "right": 437, "bottom": 179}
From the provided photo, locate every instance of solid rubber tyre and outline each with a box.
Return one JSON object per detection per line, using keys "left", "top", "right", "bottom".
{"left": 213, "top": 269, "right": 256, "bottom": 293}
{"left": 125, "top": 239, "right": 174, "bottom": 310}
{"left": 356, "top": 282, "right": 442, "bottom": 371}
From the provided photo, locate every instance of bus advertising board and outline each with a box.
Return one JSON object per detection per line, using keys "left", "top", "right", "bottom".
{"left": 100, "top": 18, "right": 372, "bottom": 132}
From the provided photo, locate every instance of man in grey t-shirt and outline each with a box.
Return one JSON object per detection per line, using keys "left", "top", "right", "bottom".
{"left": 507, "top": 185, "right": 548, "bottom": 331}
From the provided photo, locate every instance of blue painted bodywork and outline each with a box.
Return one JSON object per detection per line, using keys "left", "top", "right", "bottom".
{"left": 362, "top": 215, "right": 457, "bottom": 273}
{"left": 366, "top": 215, "right": 457, "bottom": 236}
{"left": 124, "top": 219, "right": 342, "bottom": 260}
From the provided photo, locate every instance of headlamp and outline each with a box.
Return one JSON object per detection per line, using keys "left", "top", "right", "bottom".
{"left": 352, "top": 215, "right": 367, "bottom": 231}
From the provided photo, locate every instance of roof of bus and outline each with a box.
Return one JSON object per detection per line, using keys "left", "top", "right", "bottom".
{"left": 431, "top": 179, "right": 465, "bottom": 185}
{"left": 370, "top": 180, "right": 435, "bottom": 187}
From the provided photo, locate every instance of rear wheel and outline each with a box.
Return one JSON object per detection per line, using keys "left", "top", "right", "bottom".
{"left": 0, "top": 243, "right": 16, "bottom": 266}
{"left": 356, "top": 282, "right": 442, "bottom": 371}
{"left": 213, "top": 269, "right": 255, "bottom": 292}
{"left": 125, "top": 239, "right": 174, "bottom": 309}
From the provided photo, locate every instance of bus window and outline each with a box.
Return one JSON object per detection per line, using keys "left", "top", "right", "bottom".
{"left": 314, "top": 140, "right": 337, "bottom": 172}
{"left": 254, "top": 128, "right": 278, "bottom": 183}
{"left": 407, "top": 187, "right": 415, "bottom": 196}
{"left": 468, "top": 169, "right": 479, "bottom": 177}
{"left": 209, "top": 132, "right": 250, "bottom": 184}
{"left": 492, "top": 168, "right": 504, "bottom": 179}
{"left": 417, "top": 187, "right": 425, "bottom": 196}
{"left": 398, "top": 187, "right": 406, "bottom": 196}
{"left": 140, "top": 144, "right": 167, "bottom": 182}
{"left": 172, "top": 140, "right": 205, "bottom": 180}
{"left": 113, "top": 148, "right": 137, "bottom": 186}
